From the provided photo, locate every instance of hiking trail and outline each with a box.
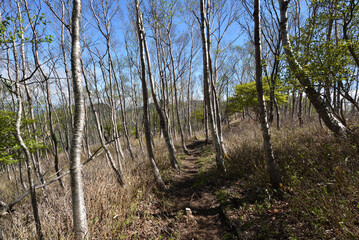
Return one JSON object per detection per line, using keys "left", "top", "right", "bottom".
{"left": 152, "top": 139, "right": 236, "bottom": 240}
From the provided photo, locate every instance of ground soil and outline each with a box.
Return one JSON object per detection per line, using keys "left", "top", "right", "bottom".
{"left": 149, "top": 140, "right": 236, "bottom": 240}
{"left": 135, "top": 139, "right": 317, "bottom": 240}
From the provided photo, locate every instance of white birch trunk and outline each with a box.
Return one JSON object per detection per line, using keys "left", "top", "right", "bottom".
{"left": 254, "top": 0, "right": 282, "bottom": 189}
{"left": 70, "top": 0, "right": 88, "bottom": 238}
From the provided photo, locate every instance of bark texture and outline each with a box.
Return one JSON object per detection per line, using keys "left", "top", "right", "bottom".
{"left": 70, "top": 0, "right": 88, "bottom": 238}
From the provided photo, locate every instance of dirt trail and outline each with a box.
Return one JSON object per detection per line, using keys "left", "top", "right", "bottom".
{"left": 158, "top": 140, "right": 233, "bottom": 240}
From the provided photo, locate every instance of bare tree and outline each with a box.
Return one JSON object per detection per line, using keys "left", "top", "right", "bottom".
{"left": 200, "top": 0, "right": 226, "bottom": 174}
{"left": 69, "top": 0, "right": 88, "bottom": 238}
{"left": 24, "top": 0, "right": 63, "bottom": 188}
{"left": 10, "top": 1, "right": 44, "bottom": 238}
{"left": 82, "top": 58, "right": 125, "bottom": 185}
{"left": 135, "top": 0, "right": 166, "bottom": 189}
{"left": 254, "top": 0, "right": 282, "bottom": 189}
{"left": 115, "top": 59, "right": 136, "bottom": 162}
{"left": 90, "top": 0, "right": 126, "bottom": 171}
{"left": 143, "top": 33, "right": 180, "bottom": 171}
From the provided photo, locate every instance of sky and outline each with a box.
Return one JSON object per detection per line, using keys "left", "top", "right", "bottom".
{"left": 0, "top": 0, "right": 318, "bottom": 107}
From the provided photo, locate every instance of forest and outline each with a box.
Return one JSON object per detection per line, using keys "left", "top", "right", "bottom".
{"left": 0, "top": 0, "right": 358, "bottom": 239}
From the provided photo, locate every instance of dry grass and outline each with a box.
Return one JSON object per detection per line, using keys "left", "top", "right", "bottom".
{"left": 223, "top": 117, "right": 359, "bottom": 239}
{"left": 0, "top": 137, "right": 172, "bottom": 239}
{"left": 1, "top": 117, "right": 359, "bottom": 239}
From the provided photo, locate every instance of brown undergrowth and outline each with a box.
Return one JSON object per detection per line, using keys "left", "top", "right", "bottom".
{"left": 223, "top": 118, "right": 359, "bottom": 239}
{"left": 1, "top": 118, "right": 359, "bottom": 239}
{"left": 0, "top": 139, "right": 172, "bottom": 239}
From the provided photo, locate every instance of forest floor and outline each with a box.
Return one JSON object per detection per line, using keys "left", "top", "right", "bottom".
{"left": 141, "top": 138, "right": 300, "bottom": 240}
{"left": 147, "top": 139, "right": 236, "bottom": 240}
{"left": 2, "top": 120, "right": 358, "bottom": 239}
{"left": 137, "top": 135, "right": 350, "bottom": 239}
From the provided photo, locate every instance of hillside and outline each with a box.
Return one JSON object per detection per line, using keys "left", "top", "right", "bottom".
{"left": 1, "top": 0, "right": 359, "bottom": 239}
{"left": 1, "top": 117, "right": 358, "bottom": 239}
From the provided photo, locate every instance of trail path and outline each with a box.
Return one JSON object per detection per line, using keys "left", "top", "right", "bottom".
{"left": 157, "top": 140, "right": 234, "bottom": 240}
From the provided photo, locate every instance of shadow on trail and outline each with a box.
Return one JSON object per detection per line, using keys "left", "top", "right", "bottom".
{"left": 151, "top": 138, "right": 297, "bottom": 239}
{"left": 152, "top": 139, "right": 237, "bottom": 239}
{"left": 152, "top": 138, "right": 316, "bottom": 240}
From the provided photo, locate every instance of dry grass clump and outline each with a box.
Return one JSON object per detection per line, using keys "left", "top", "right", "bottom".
{"left": 223, "top": 118, "right": 359, "bottom": 239}
{"left": 0, "top": 137, "right": 173, "bottom": 239}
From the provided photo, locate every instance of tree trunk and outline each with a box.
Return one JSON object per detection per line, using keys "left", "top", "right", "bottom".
{"left": 343, "top": 1, "right": 359, "bottom": 68}
{"left": 60, "top": 0, "right": 73, "bottom": 153}
{"left": 291, "top": 90, "right": 296, "bottom": 119}
{"left": 168, "top": 36, "right": 189, "bottom": 154}
{"left": 117, "top": 69, "right": 135, "bottom": 161}
{"left": 12, "top": 31, "right": 43, "bottom": 239}
{"left": 254, "top": 0, "right": 282, "bottom": 189}
{"left": 6, "top": 165, "right": 11, "bottom": 181}
{"left": 12, "top": 165, "right": 19, "bottom": 194}
{"left": 136, "top": 0, "right": 166, "bottom": 189}
{"left": 82, "top": 62, "right": 125, "bottom": 185}
{"left": 70, "top": 0, "right": 88, "bottom": 238}
{"left": 187, "top": 28, "right": 195, "bottom": 137}
{"left": 200, "top": 0, "right": 226, "bottom": 174}
{"left": 22, "top": 0, "right": 45, "bottom": 184}
{"left": 144, "top": 19, "right": 180, "bottom": 171}
{"left": 97, "top": 57, "right": 125, "bottom": 171}
{"left": 274, "top": 97, "right": 281, "bottom": 129}
{"left": 298, "top": 91, "right": 303, "bottom": 126}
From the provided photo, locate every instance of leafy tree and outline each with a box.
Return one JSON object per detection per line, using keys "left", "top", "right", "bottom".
{"left": 278, "top": 0, "right": 350, "bottom": 136}
{"left": 0, "top": 110, "right": 46, "bottom": 166}
{"left": 292, "top": 0, "right": 356, "bottom": 90}
{"left": 0, "top": 111, "right": 19, "bottom": 165}
{"left": 191, "top": 106, "right": 204, "bottom": 124}
{"left": 227, "top": 78, "right": 287, "bottom": 115}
